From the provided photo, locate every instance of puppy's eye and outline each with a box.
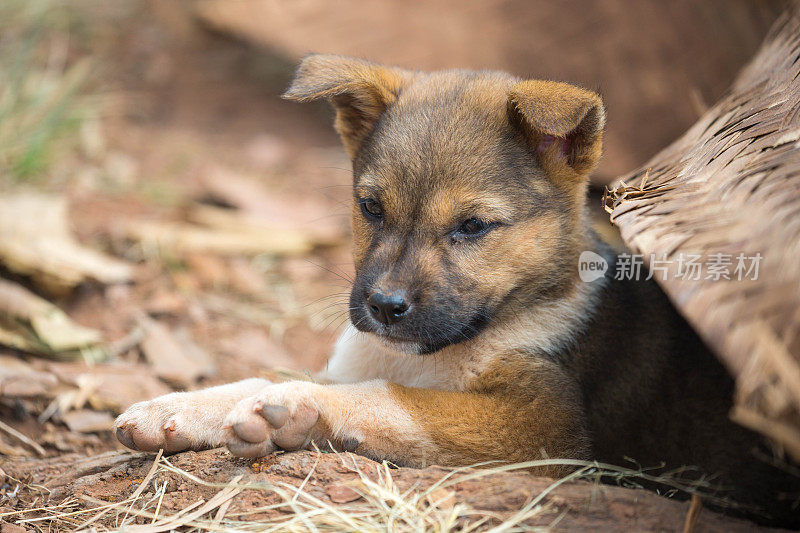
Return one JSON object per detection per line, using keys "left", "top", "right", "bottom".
{"left": 458, "top": 218, "right": 488, "bottom": 235}
{"left": 452, "top": 218, "right": 494, "bottom": 242}
{"left": 359, "top": 198, "right": 383, "bottom": 221}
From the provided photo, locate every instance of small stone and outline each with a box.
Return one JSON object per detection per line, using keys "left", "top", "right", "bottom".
{"left": 1, "top": 520, "right": 29, "bottom": 533}
{"left": 326, "top": 484, "right": 362, "bottom": 504}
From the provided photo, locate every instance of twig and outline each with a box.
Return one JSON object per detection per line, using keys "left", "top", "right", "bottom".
{"left": 0, "top": 419, "right": 45, "bottom": 456}
{"left": 293, "top": 450, "right": 321, "bottom": 503}
{"left": 117, "top": 475, "right": 244, "bottom": 533}
{"left": 151, "top": 480, "right": 168, "bottom": 524}
{"left": 120, "top": 449, "right": 164, "bottom": 525}
{"left": 683, "top": 494, "right": 703, "bottom": 533}
{"left": 210, "top": 495, "right": 234, "bottom": 528}
{"left": 131, "top": 449, "right": 164, "bottom": 501}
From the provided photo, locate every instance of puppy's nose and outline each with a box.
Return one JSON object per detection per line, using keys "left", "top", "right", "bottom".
{"left": 367, "top": 291, "right": 409, "bottom": 325}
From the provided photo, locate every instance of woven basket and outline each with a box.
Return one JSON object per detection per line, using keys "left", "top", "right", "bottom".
{"left": 605, "top": 8, "right": 800, "bottom": 460}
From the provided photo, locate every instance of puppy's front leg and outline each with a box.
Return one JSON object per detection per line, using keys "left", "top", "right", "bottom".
{"left": 224, "top": 372, "right": 589, "bottom": 474}
{"left": 115, "top": 378, "right": 270, "bottom": 452}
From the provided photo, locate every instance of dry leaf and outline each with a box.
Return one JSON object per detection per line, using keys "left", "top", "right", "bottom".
{"left": 0, "top": 193, "right": 132, "bottom": 296}
{"left": 61, "top": 409, "right": 115, "bottom": 433}
{"left": 47, "top": 361, "right": 172, "bottom": 414}
{"left": 0, "top": 354, "right": 58, "bottom": 397}
{"left": 138, "top": 314, "right": 215, "bottom": 388}
{"left": 0, "top": 279, "right": 105, "bottom": 360}
{"left": 127, "top": 219, "right": 315, "bottom": 256}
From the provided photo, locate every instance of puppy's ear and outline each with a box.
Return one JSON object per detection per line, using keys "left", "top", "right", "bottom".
{"left": 508, "top": 80, "right": 605, "bottom": 184}
{"left": 283, "top": 54, "right": 413, "bottom": 159}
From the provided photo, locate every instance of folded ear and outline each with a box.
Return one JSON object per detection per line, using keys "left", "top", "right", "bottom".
{"left": 508, "top": 80, "right": 605, "bottom": 183}
{"left": 283, "top": 54, "right": 413, "bottom": 159}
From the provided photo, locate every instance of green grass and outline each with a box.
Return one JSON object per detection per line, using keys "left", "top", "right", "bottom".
{"left": 0, "top": 0, "right": 92, "bottom": 184}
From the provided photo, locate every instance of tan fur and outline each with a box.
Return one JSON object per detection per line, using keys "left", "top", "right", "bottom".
{"left": 118, "top": 55, "right": 604, "bottom": 469}
{"left": 283, "top": 55, "right": 414, "bottom": 159}
{"left": 508, "top": 80, "right": 605, "bottom": 178}
{"left": 115, "top": 55, "right": 799, "bottom": 527}
{"left": 388, "top": 354, "right": 589, "bottom": 473}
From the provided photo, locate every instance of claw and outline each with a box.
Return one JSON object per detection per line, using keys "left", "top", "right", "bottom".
{"left": 116, "top": 427, "right": 137, "bottom": 450}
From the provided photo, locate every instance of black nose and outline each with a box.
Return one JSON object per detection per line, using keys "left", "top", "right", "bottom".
{"left": 367, "top": 291, "right": 409, "bottom": 325}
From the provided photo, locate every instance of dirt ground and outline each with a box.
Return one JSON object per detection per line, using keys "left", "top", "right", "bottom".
{"left": 4, "top": 448, "right": 777, "bottom": 531}
{"left": 0, "top": 4, "right": 784, "bottom": 531}
{"left": 0, "top": 3, "right": 349, "bottom": 527}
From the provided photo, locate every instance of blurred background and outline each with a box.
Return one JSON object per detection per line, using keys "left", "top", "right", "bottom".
{"left": 0, "top": 0, "right": 787, "bottom": 460}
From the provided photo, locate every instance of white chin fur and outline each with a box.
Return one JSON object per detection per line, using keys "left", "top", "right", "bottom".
{"left": 375, "top": 335, "right": 425, "bottom": 355}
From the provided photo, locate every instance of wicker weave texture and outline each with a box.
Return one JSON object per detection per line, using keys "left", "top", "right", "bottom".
{"left": 605, "top": 9, "right": 800, "bottom": 459}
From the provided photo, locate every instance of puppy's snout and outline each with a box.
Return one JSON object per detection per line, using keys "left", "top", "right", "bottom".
{"left": 367, "top": 290, "right": 410, "bottom": 325}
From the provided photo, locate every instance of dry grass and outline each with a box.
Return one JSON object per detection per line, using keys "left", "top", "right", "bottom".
{"left": 0, "top": 450, "right": 738, "bottom": 532}
{"left": 0, "top": 0, "right": 93, "bottom": 184}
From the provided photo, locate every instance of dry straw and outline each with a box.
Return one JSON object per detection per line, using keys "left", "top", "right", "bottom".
{"left": 0, "top": 448, "right": 737, "bottom": 532}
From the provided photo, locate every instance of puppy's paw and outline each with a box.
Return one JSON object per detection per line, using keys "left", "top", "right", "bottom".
{"left": 223, "top": 382, "right": 321, "bottom": 458}
{"left": 115, "top": 393, "right": 225, "bottom": 453}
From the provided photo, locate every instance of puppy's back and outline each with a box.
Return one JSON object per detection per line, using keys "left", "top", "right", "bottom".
{"left": 564, "top": 243, "right": 800, "bottom": 526}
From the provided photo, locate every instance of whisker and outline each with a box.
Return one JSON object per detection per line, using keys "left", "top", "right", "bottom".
{"left": 301, "top": 216, "right": 351, "bottom": 228}
{"left": 313, "top": 184, "right": 353, "bottom": 190}
{"left": 300, "top": 258, "right": 355, "bottom": 284}
{"left": 301, "top": 292, "right": 350, "bottom": 307}
{"left": 318, "top": 166, "right": 354, "bottom": 174}
{"left": 307, "top": 302, "right": 350, "bottom": 321}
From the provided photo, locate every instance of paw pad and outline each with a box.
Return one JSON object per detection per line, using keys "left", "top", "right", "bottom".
{"left": 226, "top": 402, "right": 319, "bottom": 458}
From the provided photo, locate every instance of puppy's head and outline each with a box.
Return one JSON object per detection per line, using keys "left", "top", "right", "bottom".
{"left": 285, "top": 55, "right": 604, "bottom": 354}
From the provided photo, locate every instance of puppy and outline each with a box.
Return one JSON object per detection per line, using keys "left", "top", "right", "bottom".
{"left": 116, "top": 55, "right": 799, "bottom": 526}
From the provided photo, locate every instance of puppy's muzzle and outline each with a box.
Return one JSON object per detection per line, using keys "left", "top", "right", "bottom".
{"left": 367, "top": 290, "right": 410, "bottom": 325}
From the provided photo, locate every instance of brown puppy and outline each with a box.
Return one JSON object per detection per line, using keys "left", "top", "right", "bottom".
{"left": 116, "top": 55, "right": 799, "bottom": 526}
